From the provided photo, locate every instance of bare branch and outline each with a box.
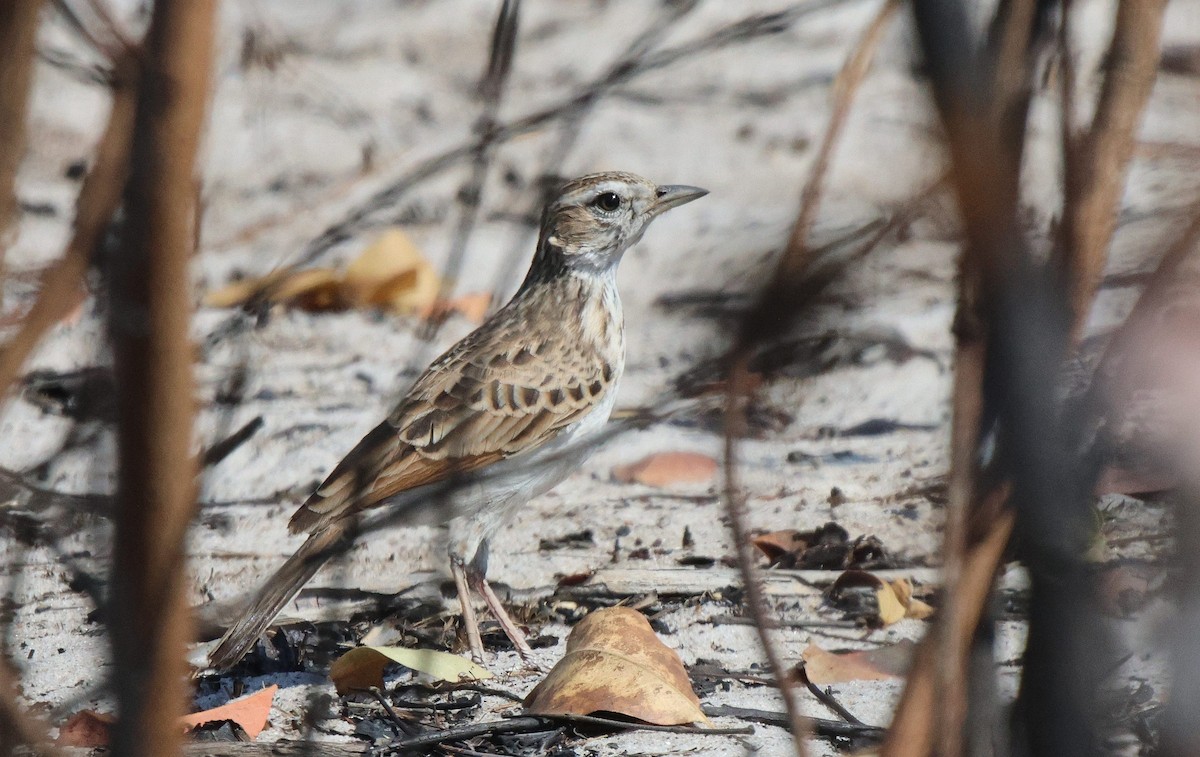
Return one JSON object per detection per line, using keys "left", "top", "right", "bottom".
{"left": 104, "top": 1, "right": 214, "bottom": 755}
{"left": 1059, "top": 0, "right": 1168, "bottom": 336}
{"left": 0, "top": 55, "right": 138, "bottom": 405}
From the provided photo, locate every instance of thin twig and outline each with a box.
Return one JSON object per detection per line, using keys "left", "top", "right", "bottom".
{"left": 795, "top": 666, "right": 866, "bottom": 725}
{"left": 377, "top": 713, "right": 751, "bottom": 753}
{"left": 702, "top": 704, "right": 886, "bottom": 741}
{"left": 714, "top": 7, "right": 901, "bottom": 752}
{"left": 723, "top": 361, "right": 809, "bottom": 756}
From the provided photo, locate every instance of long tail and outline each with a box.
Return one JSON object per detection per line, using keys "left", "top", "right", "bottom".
{"left": 206, "top": 524, "right": 350, "bottom": 672}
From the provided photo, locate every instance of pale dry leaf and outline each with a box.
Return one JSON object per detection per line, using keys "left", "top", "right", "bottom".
{"left": 330, "top": 646, "right": 492, "bottom": 695}
{"left": 344, "top": 228, "right": 439, "bottom": 314}
{"left": 524, "top": 606, "right": 708, "bottom": 726}
{"left": 202, "top": 227, "right": 440, "bottom": 316}
{"left": 828, "top": 570, "right": 933, "bottom": 625}
{"left": 424, "top": 291, "right": 493, "bottom": 324}
{"left": 611, "top": 452, "right": 718, "bottom": 487}
{"left": 202, "top": 267, "right": 343, "bottom": 310}
{"left": 891, "top": 578, "right": 935, "bottom": 620}
{"left": 876, "top": 579, "right": 907, "bottom": 625}
{"left": 802, "top": 640, "right": 916, "bottom": 684}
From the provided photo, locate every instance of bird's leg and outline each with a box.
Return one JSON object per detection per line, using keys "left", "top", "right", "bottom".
{"left": 449, "top": 555, "right": 485, "bottom": 663}
{"left": 471, "top": 574, "right": 537, "bottom": 661}
{"left": 467, "top": 540, "right": 536, "bottom": 662}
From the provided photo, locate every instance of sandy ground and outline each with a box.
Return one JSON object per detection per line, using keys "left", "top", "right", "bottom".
{"left": 3, "top": 0, "right": 1199, "bottom": 754}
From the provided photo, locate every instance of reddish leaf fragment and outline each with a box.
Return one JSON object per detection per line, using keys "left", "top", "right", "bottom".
{"left": 612, "top": 452, "right": 717, "bottom": 487}
{"left": 181, "top": 684, "right": 277, "bottom": 740}
{"left": 801, "top": 640, "right": 916, "bottom": 684}
{"left": 56, "top": 710, "right": 114, "bottom": 747}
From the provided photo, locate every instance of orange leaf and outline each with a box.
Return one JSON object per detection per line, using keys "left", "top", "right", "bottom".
{"left": 802, "top": 640, "right": 915, "bottom": 684}
{"left": 751, "top": 530, "right": 813, "bottom": 561}
{"left": 56, "top": 710, "right": 114, "bottom": 747}
{"left": 181, "top": 684, "right": 277, "bottom": 739}
{"left": 611, "top": 452, "right": 717, "bottom": 487}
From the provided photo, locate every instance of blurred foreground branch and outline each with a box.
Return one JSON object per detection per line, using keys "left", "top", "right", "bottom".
{"left": 0, "top": 0, "right": 45, "bottom": 285}
{"left": 104, "top": 2, "right": 214, "bottom": 755}
{"left": 0, "top": 53, "right": 138, "bottom": 405}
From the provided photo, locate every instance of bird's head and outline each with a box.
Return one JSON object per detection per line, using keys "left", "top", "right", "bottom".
{"left": 536, "top": 171, "right": 707, "bottom": 273}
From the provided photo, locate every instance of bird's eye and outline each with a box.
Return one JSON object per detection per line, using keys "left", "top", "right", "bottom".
{"left": 593, "top": 191, "right": 621, "bottom": 212}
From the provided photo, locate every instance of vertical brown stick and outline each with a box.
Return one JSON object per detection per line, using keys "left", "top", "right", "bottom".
{"left": 105, "top": 2, "right": 214, "bottom": 756}
{"left": 0, "top": 0, "right": 45, "bottom": 286}
{"left": 1060, "top": 0, "right": 1167, "bottom": 334}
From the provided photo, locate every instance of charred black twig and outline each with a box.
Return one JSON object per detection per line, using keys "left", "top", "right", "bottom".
{"left": 703, "top": 704, "right": 885, "bottom": 741}
{"left": 377, "top": 712, "right": 752, "bottom": 754}
{"left": 796, "top": 666, "right": 865, "bottom": 726}
{"left": 366, "top": 687, "right": 423, "bottom": 738}
{"left": 201, "top": 416, "right": 265, "bottom": 469}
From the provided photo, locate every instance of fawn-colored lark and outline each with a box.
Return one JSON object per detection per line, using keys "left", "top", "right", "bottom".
{"left": 208, "top": 172, "right": 706, "bottom": 670}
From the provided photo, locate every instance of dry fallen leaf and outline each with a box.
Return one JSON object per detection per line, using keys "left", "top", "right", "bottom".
{"left": 750, "top": 522, "right": 890, "bottom": 570}
{"left": 344, "top": 228, "right": 439, "bottom": 313}
{"left": 802, "top": 640, "right": 916, "bottom": 684}
{"left": 424, "top": 291, "right": 493, "bottom": 324}
{"left": 524, "top": 606, "right": 708, "bottom": 726}
{"left": 889, "top": 577, "right": 935, "bottom": 620}
{"left": 330, "top": 646, "right": 492, "bottom": 695}
{"left": 56, "top": 686, "right": 278, "bottom": 746}
{"left": 203, "top": 228, "right": 441, "bottom": 317}
{"left": 751, "top": 529, "right": 819, "bottom": 562}
{"left": 56, "top": 709, "right": 114, "bottom": 747}
{"left": 611, "top": 452, "right": 717, "bottom": 487}
{"left": 827, "top": 570, "right": 934, "bottom": 626}
{"left": 181, "top": 685, "right": 277, "bottom": 739}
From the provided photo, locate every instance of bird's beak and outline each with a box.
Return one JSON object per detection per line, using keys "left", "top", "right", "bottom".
{"left": 651, "top": 184, "right": 708, "bottom": 215}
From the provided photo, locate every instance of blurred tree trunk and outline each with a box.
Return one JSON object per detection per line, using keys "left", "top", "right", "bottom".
{"left": 0, "top": 0, "right": 45, "bottom": 299}
{"left": 106, "top": 2, "right": 215, "bottom": 756}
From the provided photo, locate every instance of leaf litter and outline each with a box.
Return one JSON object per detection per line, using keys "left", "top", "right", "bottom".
{"left": 524, "top": 606, "right": 709, "bottom": 726}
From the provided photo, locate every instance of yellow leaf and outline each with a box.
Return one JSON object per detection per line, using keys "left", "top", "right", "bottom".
{"left": 890, "top": 578, "right": 936, "bottom": 620}
{"left": 524, "top": 607, "right": 708, "bottom": 726}
{"left": 828, "top": 570, "right": 933, "bottom": 626}
{"left": 202, "top": 268, "right": 342, "bottom": 309}
{"left": 875, "top": 580, "right": 907, "bottom": 625}
{"left": 344, "top": 228, "right": 440, "bottom": 314}
{"left": 329, "top": 646, "right": 491, "bottom": 695}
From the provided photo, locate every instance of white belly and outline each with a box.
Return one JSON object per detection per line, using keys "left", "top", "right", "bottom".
{"left": 443, "top": 387, "right": 619, "bottom": 563}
